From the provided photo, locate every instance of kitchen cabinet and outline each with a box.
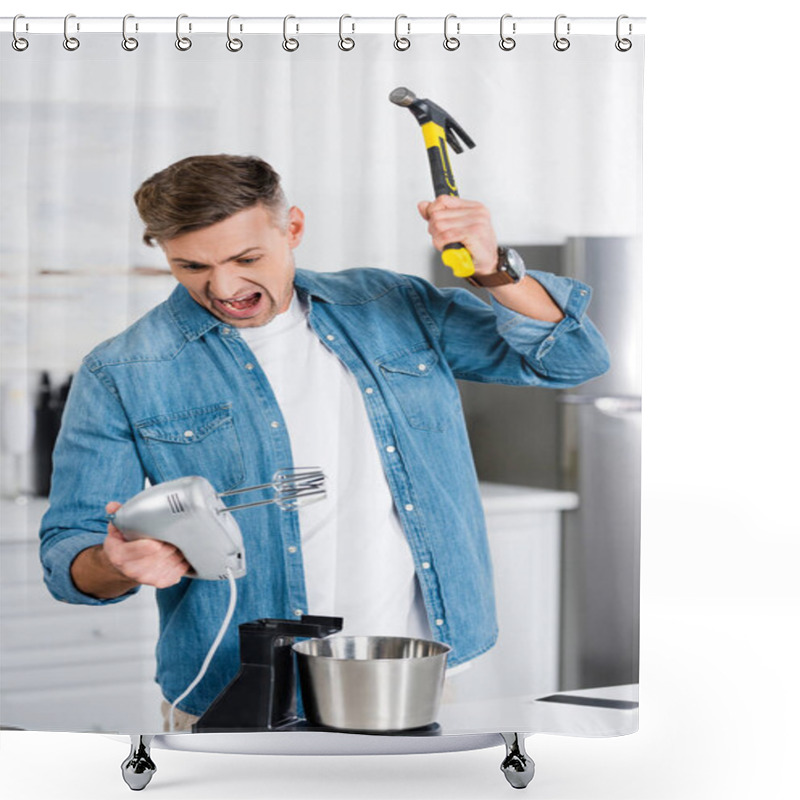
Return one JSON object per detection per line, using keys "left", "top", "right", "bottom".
{"left": 0, "top": 498, "right": 163, "bottom": 732}
{"left": 0, "top": 483, "right": 574, "bottom": 732}
{"left": 446, "top": 483, "right": 577, "bottom": 703}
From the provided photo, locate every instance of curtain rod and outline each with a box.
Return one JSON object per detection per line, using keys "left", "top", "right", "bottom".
{"left": 2, "top": 16, "right": 646, "bottom": 37}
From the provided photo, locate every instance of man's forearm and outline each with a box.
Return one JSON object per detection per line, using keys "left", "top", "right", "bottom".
{"left": 487, "top": 275, "right": 565, "bottom": 323}
{"left": 70, "top": 545, "right": 140, "bottom": 600}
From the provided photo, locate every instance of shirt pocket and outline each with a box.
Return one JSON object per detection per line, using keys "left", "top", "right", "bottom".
{"left": 377, "top": 346, "right": 459, "bottom": 432}
{"left": 135, "top": 402, "right": 246, "bottom": 492}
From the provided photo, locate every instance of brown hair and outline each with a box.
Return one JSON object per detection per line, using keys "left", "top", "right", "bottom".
{"left": 133, "top": 154, "right": 288, "bottom": 246}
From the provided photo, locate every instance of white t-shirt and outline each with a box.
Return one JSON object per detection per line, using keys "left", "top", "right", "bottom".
{"left": 240, "top": 293, "right": 431, "bottom": 640}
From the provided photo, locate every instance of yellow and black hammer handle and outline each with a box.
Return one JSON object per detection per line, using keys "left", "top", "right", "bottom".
{"left": 390, "top": 87, "right": 477, "bottom": 278}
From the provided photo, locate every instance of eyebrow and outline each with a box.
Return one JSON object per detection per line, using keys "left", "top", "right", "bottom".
{"left": 171, "top": 247, "right": 261, "bottom": 265}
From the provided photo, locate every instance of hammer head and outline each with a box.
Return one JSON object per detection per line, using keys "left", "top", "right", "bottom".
{"left": 389, "top": 86, "right": 476, "bottom": 153}
{"left": 389, "top": 86, "right": 417, "bottom": 107}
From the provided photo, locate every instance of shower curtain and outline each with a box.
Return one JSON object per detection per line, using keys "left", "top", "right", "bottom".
{"left": 0, "top": 16, "right": 644, "bottom": 745}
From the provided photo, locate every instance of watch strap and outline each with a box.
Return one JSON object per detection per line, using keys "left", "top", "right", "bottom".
{"left": 466, "top": 270, "right": 516, "bottom": 288}
{"left": 465, "top": 247, "right": 518, "bottom": 287}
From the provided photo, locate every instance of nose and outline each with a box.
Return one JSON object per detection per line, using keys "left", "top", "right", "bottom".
{"left": 206, "top": 266, "right": 247, "bottom": 300}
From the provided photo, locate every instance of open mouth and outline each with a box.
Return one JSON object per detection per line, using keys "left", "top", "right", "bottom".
{"left": 212, "top": 291, "right": 264, "bottom": 318}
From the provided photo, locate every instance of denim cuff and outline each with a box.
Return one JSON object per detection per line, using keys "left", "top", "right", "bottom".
{"left": 489, "top": 270, "right": 593, "bottom": 354}
{"left": 40, "top": 530, "right": 140, "bottom": 605}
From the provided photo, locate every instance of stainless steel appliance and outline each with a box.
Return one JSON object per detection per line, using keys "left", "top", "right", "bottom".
{"left": 438, "top": 236, "right": 642, "bottom": 692}
{"left": 294, "top": 635, "right": 450, "bottom": 732}
{"left": 560, "top": 236, "right": 642, "bottom": 690}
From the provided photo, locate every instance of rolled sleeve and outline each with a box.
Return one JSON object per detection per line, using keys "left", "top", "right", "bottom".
{"left": 40, "top": 530, "right": 140, "bottom": 606}
{"left": 489, "top": 270, "right": 610, "bottom": 385}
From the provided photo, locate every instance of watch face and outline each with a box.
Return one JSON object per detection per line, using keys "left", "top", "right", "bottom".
{"left": 501, "top": 248, "right": 525, "bottom": 282}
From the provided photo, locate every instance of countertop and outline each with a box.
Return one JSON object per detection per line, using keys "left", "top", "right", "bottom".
{"left": 0, "top": 482, "right": 579, "bottom": 543}
{"left": 105, "top": 684, "right": 638, "bottom": 755}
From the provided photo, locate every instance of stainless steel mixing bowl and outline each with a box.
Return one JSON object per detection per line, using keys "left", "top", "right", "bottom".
{"left": 292, "top": 635, "right": 451, "bottom": 732}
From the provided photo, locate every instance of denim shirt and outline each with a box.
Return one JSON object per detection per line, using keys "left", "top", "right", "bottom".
{"left": 39, "top": 267, "right": 609, "bottom": 716}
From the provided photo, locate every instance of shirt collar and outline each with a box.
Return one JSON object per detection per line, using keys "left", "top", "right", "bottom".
{"left": 293, "top": 268, "right": 336, "bottom": 303}
{"left": 165, "top": 283, "right": 224, "bottom": 342}
{"left": 166, "top": 270, "right": 334, "bottom": 342}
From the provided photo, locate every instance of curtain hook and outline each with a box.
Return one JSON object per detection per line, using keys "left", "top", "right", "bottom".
{"left": 175, "top": 14, "right": 192, "bottom": 51}
{"left": 553, "top": 14, "right": 571, "bottom": 51}
{"left": 499, "top": 14, "right": 516, "bottom": 51}
{"left": 63, "top": 13, "right": 80, "bottom": 51}
{"left": 443, "top": 14, "right": 460, "bottom": 51}
{"left": 615, "top": 15, "right": 633, "bottom": 52}
{"left": 122, "top": 14, "right": 139, "bottom": 51}
{"left": 394, "top": 14, "right": 411, "bottom": 51}
{"left": 226, "top": 15, "right": 243, "bottom": 51}
{"left": 282, "top": 15, "right": 299, "bottom": 51}
{"left": 12, "top": 15, "right": 29, "bottom": 51}
{"left": 339, "top": 14, "right": 355, "bottom": 51}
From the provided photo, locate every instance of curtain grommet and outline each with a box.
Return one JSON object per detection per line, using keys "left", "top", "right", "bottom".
{"left": 63, "top": 13, "right": 80, "bottom": 51}
{"left": 121, "top": 14, "right": 139, "bottom": 51}
{"left": 499, "top": 14, "right": 516, "bottom": 51}
{"left": 443, "top": 14, "right": 460, "bottom": 51}
{"left": 12, "top": 15, "right": 29, "bottom": 51}
{"left": 226, "top": 15, "right": 243, "bottom": 52}
{"left": 175, "top": 14, "right": 192, "bottom": 51}
{"left": 282, "top": 15, "right": 299, "bottom": 52}
{"left": 338, "top": 15, "right": 355, "bottom": 51}
{"left": 615, "top": 15, "right": 633, "bottom": 51}
{"left": 553, "top": 14, "right": 571, "bottom": 52}
{"left": 394, "top": 14, "right": 411, "bottom": 51}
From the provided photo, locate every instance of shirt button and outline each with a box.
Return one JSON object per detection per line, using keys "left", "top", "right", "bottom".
{"left": 580, "top": 289, "right": 588, "bottom": 296}
{"left": 288, "top": 546, "right": 298, "bottom": 554}
{"left": 365, "top": 387, "right": 374, "bottom": 395}
{"left": 183, "top": 430, "right": 194, "bottom": 439}
{"left": 435, "top": 618, "right": 444, "bottom": 627}
{"left": 293, "top": 609, "right": 303, "bottom": 617}
{"left": 326, "top": 334, "right": 335, "bottom": 341}
{"left": 421, "top": 562, "right": 431, "bottom": 570}
{"left": 417, "top": 364, "right": 427, "bottom": 372}
{"left": 222, "top": 326, "right": 231, "bottom": 335}
{"left": 404, "top": 503, "right": 414, "bottom": 511}
{"left": 546, "top": 336, "right": 555, "bottom": 343}
{"left": 245, "top": 362, "right": 255, "bottom": 370}
{"left": 270, "top": 421, "right": 280, "bottom": 428}
{"left": 386, "top": 445, "right": 396, "bottom": 453}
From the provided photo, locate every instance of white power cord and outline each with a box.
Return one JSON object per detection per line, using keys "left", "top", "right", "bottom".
{"left": 168, "top": 567, "right": 238, "bottom": 732}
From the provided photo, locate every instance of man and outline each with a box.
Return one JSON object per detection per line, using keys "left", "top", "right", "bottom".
{"left": 39, "top": 154, "right": 609, "bottom": 729}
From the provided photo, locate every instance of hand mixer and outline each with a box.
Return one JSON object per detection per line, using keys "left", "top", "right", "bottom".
{"left": 109, "top": 467, "right": 326, "bottom": 730}
{"left": 109, "top": 468, "right": 326, "bottom": 580}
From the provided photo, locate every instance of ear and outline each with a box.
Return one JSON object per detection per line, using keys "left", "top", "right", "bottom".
{"left": 286, "top": 206, "right": 305, "bottom": 249}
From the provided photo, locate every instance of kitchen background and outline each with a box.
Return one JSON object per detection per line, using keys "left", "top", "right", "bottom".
{"left": 0, "top": 32, "right": 642, "bottom": 731}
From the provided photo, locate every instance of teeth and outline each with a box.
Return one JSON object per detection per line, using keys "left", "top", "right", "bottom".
{"left": 219, "top": 293, "right": 258, "bottom": 310}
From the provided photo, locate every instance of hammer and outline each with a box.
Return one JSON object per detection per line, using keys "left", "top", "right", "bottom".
{"left": 390, "top": 87, "right": 477, "bottom": 279}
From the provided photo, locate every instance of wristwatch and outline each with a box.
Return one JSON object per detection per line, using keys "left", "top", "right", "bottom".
{"left": 466, "top": 247, "right": 526, "bottom": 288}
